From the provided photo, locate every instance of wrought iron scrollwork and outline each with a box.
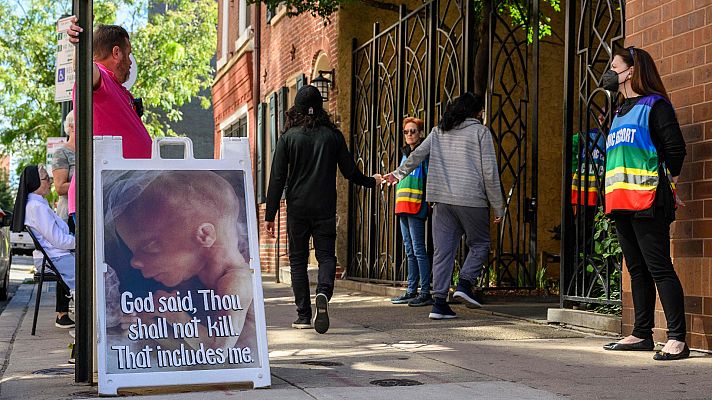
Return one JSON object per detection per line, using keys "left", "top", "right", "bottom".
{"left": 562, "top": 0, "right": 625, "bottom": 306}
{"left": 349, "top": 0, "right": 538, "bottom": 289}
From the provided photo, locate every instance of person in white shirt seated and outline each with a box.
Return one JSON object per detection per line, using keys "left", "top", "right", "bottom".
{"left": 11, "top": 165, "right": 76, "bottom": 328}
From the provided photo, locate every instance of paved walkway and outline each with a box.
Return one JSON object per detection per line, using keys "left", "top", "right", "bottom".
{"left": 0, "top": 261, "right": 711, "bottom": 399}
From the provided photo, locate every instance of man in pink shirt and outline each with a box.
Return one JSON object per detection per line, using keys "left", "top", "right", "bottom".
{"left": 68, "top": 20, "right": 152, "bottom": 158}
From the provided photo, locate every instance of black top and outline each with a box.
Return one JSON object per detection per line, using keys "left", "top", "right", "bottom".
{"left": 617, "top": 96, "right": 686, "bottom": 176}
{"left": 265, "top": 126, "right": 375, "bottom": 221}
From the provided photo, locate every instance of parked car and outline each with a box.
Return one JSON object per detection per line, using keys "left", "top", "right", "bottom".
{"left": 0, "top": 209, "right": 12, "bottom": 301}
{"left": 10, "top": 230, "right": 34, "bottom": 256}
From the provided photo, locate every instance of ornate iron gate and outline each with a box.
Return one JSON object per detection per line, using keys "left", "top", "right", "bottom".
{"left": 561, "top": 0, "right": 625, "bottom": 306}
{"left": 348, "top": 0, "right": 539, "bottom": 288}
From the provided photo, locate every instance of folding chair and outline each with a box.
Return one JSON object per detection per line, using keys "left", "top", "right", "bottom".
{"left": 25, "top": 227, "right": 72, "bottom": 335}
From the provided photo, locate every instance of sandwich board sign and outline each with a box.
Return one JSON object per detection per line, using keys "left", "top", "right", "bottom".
{"left": 93, "top": 136, "right": 270, "bottom": 395}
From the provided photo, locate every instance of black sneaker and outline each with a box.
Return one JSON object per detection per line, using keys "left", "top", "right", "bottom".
{"left": 291, "top": 317, "right": 313, "bottom": 329}
{"left": 428, "top": 299, "right": 457, "bottom": 320}
{"left": 55, "top": 314, "right": 75, "bottom": 329}
{"left": 453, "top": 279, "right": 483, "bottom": 309}
{"left": 391, "top": 292, "right": 418, "bottom": 304}
{"left": 313, "top": 293, "right": 330, "bottom": 334}
{"left": 408, "top": 294, "right": 434, "bottom": 307}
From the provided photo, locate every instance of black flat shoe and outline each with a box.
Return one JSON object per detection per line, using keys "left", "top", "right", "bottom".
{"left": 603, "top": 338, "right": 654, "bottom": 351}
{"left": 653, "top": 344, "right": 690, "bottom": 361}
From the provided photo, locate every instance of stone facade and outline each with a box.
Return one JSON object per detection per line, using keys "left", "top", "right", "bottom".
{"left": 623, "top": 0, "right": 712, "bottom": 350}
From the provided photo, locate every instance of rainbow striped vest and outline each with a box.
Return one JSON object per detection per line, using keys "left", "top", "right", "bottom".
{"left": 571, "top": 129, "right": 605, "bottom": 207}
{"left": 395, "top": 155, "right": 428, "bottom": 216}
{"left": 604, "top": 95, "right": 669, "bottom": 214}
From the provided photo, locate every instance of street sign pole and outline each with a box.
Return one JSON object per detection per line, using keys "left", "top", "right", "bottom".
{"left": 73, "top": 0, "right": 94, "bottom": 384}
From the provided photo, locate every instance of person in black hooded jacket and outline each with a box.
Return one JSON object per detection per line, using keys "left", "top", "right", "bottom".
{"left": 264, "top": 86, "right": 382, "bottom": 334}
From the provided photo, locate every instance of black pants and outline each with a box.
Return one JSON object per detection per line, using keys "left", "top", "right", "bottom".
{"left": 56, "top": 284, "right": 70, "bottom": 313}
{"left": 614, "top": 210, "right": 686, "bottom": 341}
{"left": 287, "top": 215, "right": 337, "bottom": 319}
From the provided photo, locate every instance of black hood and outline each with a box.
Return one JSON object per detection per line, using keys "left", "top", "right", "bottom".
{"left": 11, "top": 165, "right": 40, "bottom": 232}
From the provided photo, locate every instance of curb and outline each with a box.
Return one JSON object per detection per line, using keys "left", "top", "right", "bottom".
{"left": 0, "top": 283, "right": 35, "bottom": 384}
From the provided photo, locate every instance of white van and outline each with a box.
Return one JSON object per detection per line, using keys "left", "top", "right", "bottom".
{"left": 10, "top": 230, "right": 34, "bottom": 256}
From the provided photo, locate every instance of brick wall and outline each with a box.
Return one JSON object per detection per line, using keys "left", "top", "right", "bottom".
{"left": 623, "top": 0, "right": 712, "bottom": 350}
{"left": 258, "top": 201, "right": 289, "bottom": 273}
{"left": 257, "top": 6, "right": 342, "bottom": 273}
{"left": 259, "top": 5, "right": 340, "bottom": 116}
{"left": 212, "top": 53, "right": 254, "bottom": 158}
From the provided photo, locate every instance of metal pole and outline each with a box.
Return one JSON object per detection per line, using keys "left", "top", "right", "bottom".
{"left": 347, "top": 37, "right": 357, "bottom": 279}
{"left": 560, "top": 0, "right": 575, "bottom": 309}
{"left": 529, "top": 0, "right": 539, "bottom": 286}
{"left": 73, "top": 0, "right": 93, "bottom": 384}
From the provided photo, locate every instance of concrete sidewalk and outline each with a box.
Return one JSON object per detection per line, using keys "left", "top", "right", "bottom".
{"left": 1, "top": 272, "right": 711, "bottom": 399}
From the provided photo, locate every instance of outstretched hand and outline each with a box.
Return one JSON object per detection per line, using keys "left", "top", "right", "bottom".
{"left": 373, "top": 174, "right": 383, "bottom": 187}
{"left": 383, "top": 173, "right": 399, "bottom": 186}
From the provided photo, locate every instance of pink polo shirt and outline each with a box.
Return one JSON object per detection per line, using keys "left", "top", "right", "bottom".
{"left": 72, "top": 62, "right": 152, "bottom": 159}
{"left": 69, "top": 63, "right": 152, "bottom": 216}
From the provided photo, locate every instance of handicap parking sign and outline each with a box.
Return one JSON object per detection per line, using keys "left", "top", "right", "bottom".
{"left": 57, "top": 68, "right": 66, "bottom": 83}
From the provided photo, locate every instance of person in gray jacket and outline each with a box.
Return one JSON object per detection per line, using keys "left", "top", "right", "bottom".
{"left": 384, "top": 92, "right": 504, "bottom": 320}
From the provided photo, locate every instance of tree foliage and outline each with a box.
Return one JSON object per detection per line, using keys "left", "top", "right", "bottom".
{"left": 254, "top": 0, "right": 561, "bottom": 38}
{"left": 0, "top": 170, "right": 14, "bottom": 212}
{"left": 0, "top": 0, "right": 216, "bottom": 170}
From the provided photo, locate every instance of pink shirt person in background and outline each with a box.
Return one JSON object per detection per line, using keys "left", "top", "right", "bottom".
{"left": 70, "top": 23, "right": 151, "bottom": 158}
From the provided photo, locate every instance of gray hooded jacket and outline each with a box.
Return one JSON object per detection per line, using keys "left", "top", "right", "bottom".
{"left": 393, "top": 118, "right": 505, "bottom": 217}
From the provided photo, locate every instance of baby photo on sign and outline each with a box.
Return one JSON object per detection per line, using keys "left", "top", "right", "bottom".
{"left": 101, "top": 170, "right": 258, "bottom": 374}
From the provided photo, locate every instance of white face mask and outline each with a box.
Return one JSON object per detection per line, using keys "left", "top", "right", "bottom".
{"left": 123, "top": 54, "right": 137, "bottom": 90}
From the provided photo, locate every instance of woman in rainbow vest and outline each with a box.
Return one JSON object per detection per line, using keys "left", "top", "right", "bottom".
{"left": 600, "top": 47, "right": 688, "bottom": 360}
{"left": 390, "top": 117, "right": 432, "bottom": 307}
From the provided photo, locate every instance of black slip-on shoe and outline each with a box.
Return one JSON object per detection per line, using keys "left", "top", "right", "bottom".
{"left": 453, "top": 279, "right": 483, "bottom": 309}
{"left": 55, "top": 314, "right": 75, "bottom": 329}
{"left": 314, "top": 293, "right": 330, "bottom": 334}
{"left": 291, "top": 317, "right": 313, "bottom": 329}
{"left": 603, "top": 337, "right": 654, "bottom": 351}
{"left": 653, "top": 344, "right": 690, "bottom": 361}
{"left": 428, "top": 300, "right": 457, "bottom": 320}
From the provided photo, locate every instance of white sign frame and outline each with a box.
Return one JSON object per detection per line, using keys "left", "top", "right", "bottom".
{"left": 55, "top": 16, "right": 75, "bottom": 103}
{"left": 93, "top": 136, "right": 271, "bottom": 395}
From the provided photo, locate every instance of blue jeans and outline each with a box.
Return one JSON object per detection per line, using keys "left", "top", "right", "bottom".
{"left": 33, "top": 254, "right": 75, "bottom": 290}
{"left": 399, "top": 215, "right": 431, "bottom": 295}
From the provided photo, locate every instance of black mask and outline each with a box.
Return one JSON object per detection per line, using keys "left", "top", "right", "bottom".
{"left": 600, "top": 68, "right": 629, "bottom": 91}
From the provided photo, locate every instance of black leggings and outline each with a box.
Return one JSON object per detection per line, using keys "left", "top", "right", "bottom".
{"left": 56, "top": 284, "right": 70, "bottom": 313}
{"left": 614, "top": 210, "right": 686, "bottom": 341}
